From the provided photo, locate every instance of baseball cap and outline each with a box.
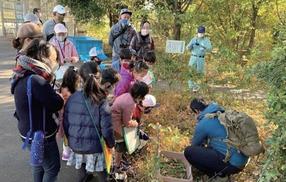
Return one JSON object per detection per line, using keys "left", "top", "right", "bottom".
{"left": 197, "top": 26, "right": 206, "bottom": 33}
{"left": 120, "top": 8, "right": 132, "bottom": 16}
{"left": 24, "top": 13, "right": 40, "bottom": 24}
{"left": 53, "top": 5, "right": 66, "bottom": 14}
{"left": 89, "top": 47, "right": 108, "bottom": 60}
{"left": 143, "top": 94, "right": 156, "bottom": 107}
{"left": 54, "top": 23, "right": 67, "bottom": 33}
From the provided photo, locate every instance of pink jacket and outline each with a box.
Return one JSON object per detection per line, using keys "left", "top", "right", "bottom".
{"left": 50, "top": 37, "right": 79, "bottom": 65}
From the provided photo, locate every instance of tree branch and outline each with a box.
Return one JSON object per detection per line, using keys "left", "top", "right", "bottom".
{"left": 194, "top": 0, "right": 204, "bottom": 15}
{"left": 182, "top": 0, "right": 192, "bottom": 12}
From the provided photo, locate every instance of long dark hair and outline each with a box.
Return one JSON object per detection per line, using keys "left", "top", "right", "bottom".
{"left": 79, "top": 62, "right": 106, "bottom": 103}
{"left": 61, "top": 66, "right": 80, "bottom": 94}
{"left": 19, "top": 38, "right": 60, "bottom": 65}
{"left": 101, "top": 68, "right": 120, "bottom": 85}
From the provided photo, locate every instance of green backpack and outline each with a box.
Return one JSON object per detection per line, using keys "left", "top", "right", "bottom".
{"left": 207, "top": 110, "right": 265, "bottom": 161}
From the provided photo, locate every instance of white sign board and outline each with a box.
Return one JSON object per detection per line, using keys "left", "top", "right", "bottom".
{"left": 165, "top": 40, "right": 185, "bottom": 54}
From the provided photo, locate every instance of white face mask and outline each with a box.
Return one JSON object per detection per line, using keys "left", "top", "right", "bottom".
{"left": 141, "top": 29, "right": 149, "bottom": 36}
{"left": 56, "top": 35, "right": 66, "bottom": 42}
{"left": 197, "top": 33, "right": 205, "bottom": 38}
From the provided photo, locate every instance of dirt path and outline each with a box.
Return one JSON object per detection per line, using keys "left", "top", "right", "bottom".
{"left": 153, "top": 80, "right": 266, "bottom": 100}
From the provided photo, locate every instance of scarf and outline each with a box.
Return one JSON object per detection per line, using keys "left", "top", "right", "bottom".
{"left": 11, "top": 55, "right": 53, "bottom": 93}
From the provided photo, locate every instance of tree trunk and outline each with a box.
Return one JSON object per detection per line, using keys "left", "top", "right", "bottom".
{"left": 248, "top": 2, "right": 259, "bottom": 50}
{"left": 108, "top": 9, "right": 118, "bottom": 28}
{"left": 173, "top": 21, "right": 181, "bottom": 40}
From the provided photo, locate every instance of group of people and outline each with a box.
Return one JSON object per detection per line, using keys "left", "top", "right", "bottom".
{"left": 11, "top": 5, "right": 157, "bottom": 182}
{"left": 10, "top": 4, "right": 252, "bottom": 182}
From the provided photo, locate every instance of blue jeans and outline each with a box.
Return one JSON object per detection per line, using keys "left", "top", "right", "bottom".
{"left": 184, "top": 146, "right": 242, "bottom": 177}
{"left": 112, "top": 55, "right": 121, "bottom": 72}
{"left": 32, "top": 140, "right": 60, "bottom": 182}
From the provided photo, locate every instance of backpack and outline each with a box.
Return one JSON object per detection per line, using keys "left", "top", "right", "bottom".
{"left": 207, "top": 109, "right": 265, "bottom": 160}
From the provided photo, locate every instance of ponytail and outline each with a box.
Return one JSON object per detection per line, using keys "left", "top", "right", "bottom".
{"left": 80, "top": 62, "right": 106, "bottom": 103}
{"left": 84, "top": 74, "right": 106, "bottom": 103}
{"left": 12, "top": 38, "right": 24, "bottom": 50}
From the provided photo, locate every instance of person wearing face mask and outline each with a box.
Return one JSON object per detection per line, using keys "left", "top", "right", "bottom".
{"left": 89, "top": 47, "right": 108, "bottom": 71}
{"left": 114, "top": 48, "right": 149, "bottom": 97}
{"left": 11, "top": 38, "right": 64, "bottom": 182}
{"left": 111, "top": 81, "right": 149, "bottom": 173}
{"left": 49, "top": 23, "right": 79, "bottom": 65}
{"left": 142, "top": 50, "right": 156, "bottom": 87}
{"left": 130, "top": 20, "right": 155, "bottom": 60}
{"left": 43, "top": 5, "right": 66, "bottom": 41}
{"left": 108, "top": 8, "right": 136, "bottom": 72}
{"left": 187, "top": 26, "right": 212, "bottom": 92}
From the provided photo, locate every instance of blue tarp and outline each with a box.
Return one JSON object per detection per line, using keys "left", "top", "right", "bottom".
{"left": 67, "top": 36, "right": 108, "bottom": 62}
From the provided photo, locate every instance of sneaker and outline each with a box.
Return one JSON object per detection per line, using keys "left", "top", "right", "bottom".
{"left": 114, "top": 171, "right": 127, "bottom": 181}
{"left": 120, "top": 161, "right": 131, "bottom": 171}
{"left": 61, "top": 151, "right": 70, "bottom": 161}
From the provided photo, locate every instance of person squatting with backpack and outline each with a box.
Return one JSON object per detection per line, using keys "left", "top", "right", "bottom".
{"left": 184, "top": 98, "right": 264, "bottom": 181}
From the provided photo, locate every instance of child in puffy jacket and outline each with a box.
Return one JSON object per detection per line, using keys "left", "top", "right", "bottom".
{"left": 57, "top": 66, "right": 81, "bottom": 161}
{"left": 64, "top": 62, "right": 115, "bottom": 182}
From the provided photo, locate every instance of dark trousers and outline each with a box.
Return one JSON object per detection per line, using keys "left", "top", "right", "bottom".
{"left": 184, "top": 146, "right": 242, "bottom": 177}
{"left": 32, "top": 140, "right": 61, "bottom": 182}
{"left": 77, "top": 164, "right": 108, "bottom": 182}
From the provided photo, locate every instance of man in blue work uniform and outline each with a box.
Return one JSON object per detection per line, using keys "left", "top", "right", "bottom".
{"left": 187, "top": 26, "right": 212, "bottom": 91}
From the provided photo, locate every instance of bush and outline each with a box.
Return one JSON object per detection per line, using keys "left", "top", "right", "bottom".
{"left": 253, "top": 42, "right": 286, "bottom": 181}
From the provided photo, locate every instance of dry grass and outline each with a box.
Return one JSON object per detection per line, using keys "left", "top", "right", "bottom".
{"left": 129, "top": 89, "right": 270, "bottom": 182}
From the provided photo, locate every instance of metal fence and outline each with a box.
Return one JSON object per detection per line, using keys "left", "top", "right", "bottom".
{"left": 0, "top": 0, "right": 75, "bottom": 38}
